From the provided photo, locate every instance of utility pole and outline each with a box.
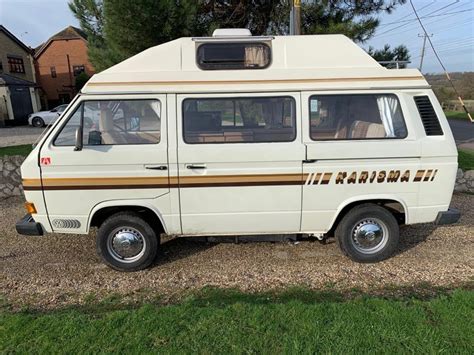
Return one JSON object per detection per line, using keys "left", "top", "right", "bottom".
{"left": 290, "top": 0, "right": 301, "bottom": 35}
{"left": 418, "top": 33, "right": 433, "bottom": 72}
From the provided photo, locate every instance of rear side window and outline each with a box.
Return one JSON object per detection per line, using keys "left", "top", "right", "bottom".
{"left": 54, "top": 100, "right": 161, "bottom": 146}
{"left": 183, "top": 97, "right": 296, "bottom": 143}
{"left": 196, "top": 42, "right": 271, "bottom": 70}
{"left": 309, "top": 94, "right": 407, "bottom": 140}
{"left": 413, "top": 95, "right": 443, "bottom": 136}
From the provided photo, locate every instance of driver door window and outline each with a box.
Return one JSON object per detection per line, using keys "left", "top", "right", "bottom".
{"left": 54, "top": 99, "right": 161, "bottom": 146}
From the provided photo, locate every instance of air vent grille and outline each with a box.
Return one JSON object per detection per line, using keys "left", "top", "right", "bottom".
{"left": 414, "top": 96, "right": 443, "bottom": 136}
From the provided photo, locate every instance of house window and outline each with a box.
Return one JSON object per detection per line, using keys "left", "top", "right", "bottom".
{"left": 73, "top": 65, "right": 85, "bottom": 76}
{"left": 7, "top": 56, "right": 25, "bottom": 73}
{"left": 0, "top": 61, "right": 3, "bottom": 73}
{"left": 51, "top": 66, "right": 57, "bottom": 78}
{"left": 197, "top": 42, "right": 271, "bottom": 70}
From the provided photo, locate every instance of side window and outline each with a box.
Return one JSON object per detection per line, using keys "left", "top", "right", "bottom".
{"left": 309, "top": 94, "right": 407, "bottom": 140}
{"left": 183, "top": 97, "right": 296, "bottom": 143}
{"left": 196, "top": 42, "right": 271, "bottom": 70}
{"left": 55, "top": 99, "right": 161, "bottom": 146}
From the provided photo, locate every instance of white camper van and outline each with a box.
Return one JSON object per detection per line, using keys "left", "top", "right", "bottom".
{"left": 16, "top": 30, "right": 460, "bottom": 271}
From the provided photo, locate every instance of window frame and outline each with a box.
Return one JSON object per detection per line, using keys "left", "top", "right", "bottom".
{"left": 7, "top": 56, "right": 25, "bottom": 74}
{"left": 52, "top": 98, "right": 162, "bottom": 147}
{"left": 308, "top": 93, "right": 408, "bottom": 141}
{"left": 73, "top": 65, "right": 85, "bottom": 76}
{"left": 182, "top": 95, "right": 297, "bottom": 145}
{"left": 196, "top": 42, "right": 272, "bottom": 71}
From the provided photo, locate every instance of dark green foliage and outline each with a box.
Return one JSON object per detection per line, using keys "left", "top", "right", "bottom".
{"left": 302, "top": 0, "right": 406, "bottom": 42}
{"left": 458, "top": 149, "right": 474, "bottom": 171}
{"left": 1, "top": 288, "right": 473, "bottom": 353}
{"left": 75, "top": 72, "right": 90, "bottom": 91}
{"left": 367, "top": 44, "right": 411, "bottom": 68}
{"left": 0, "top": 144, "right": 33, "bottom": 157}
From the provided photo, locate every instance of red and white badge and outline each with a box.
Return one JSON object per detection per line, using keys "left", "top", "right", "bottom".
{"left": 40, "top": 157, "right": 51, "bottom": 165}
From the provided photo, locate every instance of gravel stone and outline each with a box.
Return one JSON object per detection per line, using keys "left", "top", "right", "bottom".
{"left": 0, "top": 193, "right": 473, "bottom": 309}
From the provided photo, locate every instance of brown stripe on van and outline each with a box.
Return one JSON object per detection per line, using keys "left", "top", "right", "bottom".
{"left": 423, "top": 169, "right": 433, "bottom": 182}
{"left": 414, "top": 170, "right": 425, "bottom": 182}
{"left": 430, "top": 169, "right": 438, "bottom": 181}
{"left": 312, "top": 173, "right": 322, "bottom": 185}
{"left": 320, "top": 173, "right": 333, "bottom": 184}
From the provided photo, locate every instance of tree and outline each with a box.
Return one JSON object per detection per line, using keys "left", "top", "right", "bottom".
{"left": 301, "top": 0, "right": 406, "bottom": 42}
{"left": 75, "top": 72, "right": 90, "bottom": 91}
{"left": 70, "top": 0, "right": 408, "bottom": 71}
{"left": 367, "top": 44, "right": 411, "bottom": 68}
{"left": 103, "top": 0, "right": 203, "bottom": 63}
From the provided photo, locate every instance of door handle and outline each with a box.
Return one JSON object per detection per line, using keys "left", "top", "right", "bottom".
{"left": 303, "top": 159, "right": 317, "bottom": 164}
{"left": 186, "top": 164, "right": 207, "bottom": 169}
{"left": 145, "top": 165, "right": 168, "bottom": 170}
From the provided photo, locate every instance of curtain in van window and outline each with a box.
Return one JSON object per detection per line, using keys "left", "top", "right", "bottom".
{"left": 376, "top": 95, "right": 405, "bottom": 138}
{"left": 244, "top": 46, "right": 267, "bottom": 67}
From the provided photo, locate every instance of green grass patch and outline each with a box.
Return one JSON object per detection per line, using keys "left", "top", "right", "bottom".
{"left": 0, "top": 144, "right": 32, "bottom": 157}
{"left": 1, "top": 288, "right": 472, "bottom": 353}
{"left": 445, "top": 110, "right": 471, "bottom": 121}
{"left": 459, "top": 149, "right": 474, "bottom": 171}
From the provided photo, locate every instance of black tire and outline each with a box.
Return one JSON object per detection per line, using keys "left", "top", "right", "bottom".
{"left": 335, "top": 204, "right": 399, "bottom": 263}
{"left": 96, "top": 212, "right": 159, "bottom": 271}
{"left": 32, "top": 117, "right": 44, "bottom": 127}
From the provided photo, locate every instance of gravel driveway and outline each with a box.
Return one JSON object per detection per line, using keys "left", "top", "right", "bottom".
{"left": 1, "top": 194, "right": 473, "bottom": 309}
{"left": 0, "top": 126, "right": 46, "bottom": 147}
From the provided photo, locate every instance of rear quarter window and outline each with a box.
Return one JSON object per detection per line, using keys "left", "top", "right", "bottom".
{"left": 309, "top": 94, "right": 407, "bottom": 140}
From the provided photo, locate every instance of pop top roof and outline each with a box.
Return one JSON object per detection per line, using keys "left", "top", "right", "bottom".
{"left": 83, "top": 33, "right": 427, "bottom": 94}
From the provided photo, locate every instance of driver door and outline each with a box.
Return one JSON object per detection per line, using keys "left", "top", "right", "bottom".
{"left": 40, "top": 94, "right": 169, "bottom": 233}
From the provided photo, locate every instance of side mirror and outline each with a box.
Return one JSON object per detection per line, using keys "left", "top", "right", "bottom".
{"left": 74, "top": 126, "right": 83, "bottom": 151}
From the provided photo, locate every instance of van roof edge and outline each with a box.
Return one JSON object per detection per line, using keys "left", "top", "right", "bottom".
{"left": 192, "top": 36, "right": 274, "bottom": 43}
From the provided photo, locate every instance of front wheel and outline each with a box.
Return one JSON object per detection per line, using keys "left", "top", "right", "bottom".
{"left": 31, "top": 117, "right": 44, "bottom": 127}
{"left": 335, "top": 204, "right": 399, "bottom": 263}
{"left": 96, "top": 212, "right": 159, "bottom": 271}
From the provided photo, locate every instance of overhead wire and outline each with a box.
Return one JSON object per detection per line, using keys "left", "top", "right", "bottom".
{"left": 374, "top": 0, "right": 462, "bottom": 38}
{"left": 408, "top": 0, "right": 473, "bottom": 122}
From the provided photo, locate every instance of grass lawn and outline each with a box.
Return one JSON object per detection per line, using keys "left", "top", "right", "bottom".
{"left": 459, "top": 149, "right": 474, "bottom": 171}
{"left": 0, "top": 144, "right": 33, "bottom": 157}
{"left": 1, "top": 288, "right": 472, "bottom": 353}
{"left": 445, "top": 111, "right": 471, "bottom": 121}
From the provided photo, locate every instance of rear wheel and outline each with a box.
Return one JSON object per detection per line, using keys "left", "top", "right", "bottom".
{"left": 96, "top": 212, "right": 159, "bottom": 271}
{"left": 335, "top": 204, "right": 399, "bottom": 263}
{"left": 32, "top": 117, "right": 44, "bottom": 127}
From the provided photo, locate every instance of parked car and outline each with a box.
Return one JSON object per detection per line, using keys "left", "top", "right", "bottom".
{"left": 16, "top": 29, "right": 460, "bottom": 271}
{"left": 28, "top": 104, "right": 68, "bottom": 127}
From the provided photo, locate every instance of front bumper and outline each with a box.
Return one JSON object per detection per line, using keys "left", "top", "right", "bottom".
{"left": 435, "top": 208, "right": 461, "bottom": 225}
{"left": 16, "top": 214, "right": 43, "bottom": 236}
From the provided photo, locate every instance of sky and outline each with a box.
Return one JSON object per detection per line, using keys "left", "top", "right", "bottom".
{"left": 0, "top": 0, "right": 472, "bottom": 74}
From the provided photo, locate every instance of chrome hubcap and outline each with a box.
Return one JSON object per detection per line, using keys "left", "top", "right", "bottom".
{"left": 107, "top": 227, "right": 146, "bottom": 263}
{"left": 351, "top": 218, "right": 388, "bottom": 254}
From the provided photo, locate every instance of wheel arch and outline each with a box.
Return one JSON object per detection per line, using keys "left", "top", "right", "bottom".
{"left": 328, "top": 195, "right": 408, "bottom": 233}
{"left": 87, "top": 200, "right": 168, "bottom": 235}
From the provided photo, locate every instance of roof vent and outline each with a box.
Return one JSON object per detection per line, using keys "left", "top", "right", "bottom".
{"left": 212, "top": 28, "right": 252, "bottom": 37}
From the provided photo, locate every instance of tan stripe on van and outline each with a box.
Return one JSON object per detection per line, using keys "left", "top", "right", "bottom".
{"left": 87, "top": 76, "right": 425, "bottom": 87}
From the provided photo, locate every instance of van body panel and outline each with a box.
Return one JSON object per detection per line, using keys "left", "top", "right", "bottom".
{"left": 175, "top": 92, "right": 304, "bottom": 235}
{"left": 34, "top": 94, "right": 171, "bottom": 234}
{"left": 300, "top": 90, "right": 424, "bottom": 232}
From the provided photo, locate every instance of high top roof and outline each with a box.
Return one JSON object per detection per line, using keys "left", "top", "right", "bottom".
{"left": 83, "top": 34, "right": 428, "bottom": 94}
